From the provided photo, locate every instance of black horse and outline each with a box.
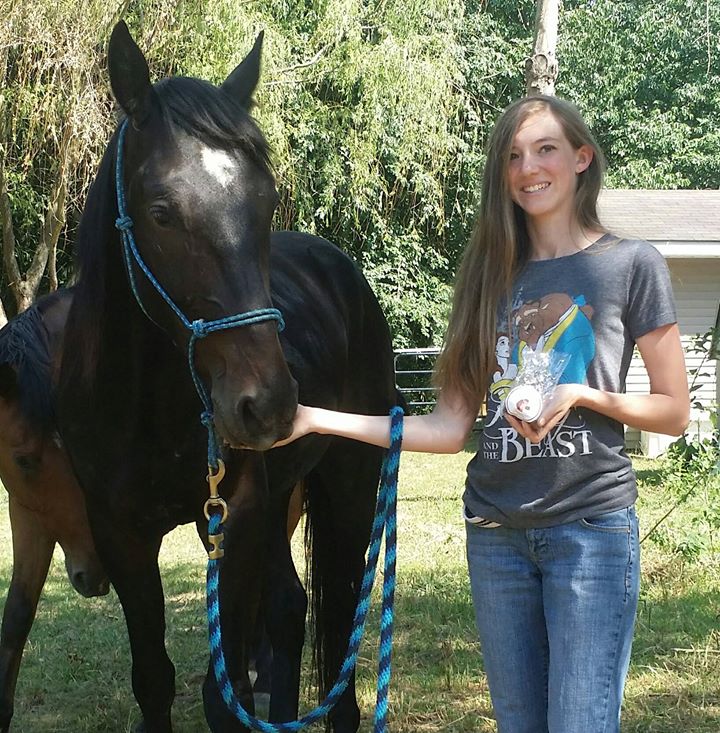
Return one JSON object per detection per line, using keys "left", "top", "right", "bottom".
{"left": 55, "top": 21, "right": 396, "bottom": 733}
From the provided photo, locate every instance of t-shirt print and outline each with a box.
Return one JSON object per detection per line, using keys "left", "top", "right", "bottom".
{"left": 484, "top": 290, "right": 597, "bottom": 462}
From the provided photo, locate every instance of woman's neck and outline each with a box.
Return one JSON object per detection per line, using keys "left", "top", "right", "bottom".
{"left": 526, "top": 218, "right": 604, "bottom": 260}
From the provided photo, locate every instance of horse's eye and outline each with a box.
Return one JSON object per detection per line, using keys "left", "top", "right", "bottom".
{"left": 149, "top": 205, "right": 171, "bottom": 227}
{"left": 14, "top": 453, "right": 40, "bottom": 473}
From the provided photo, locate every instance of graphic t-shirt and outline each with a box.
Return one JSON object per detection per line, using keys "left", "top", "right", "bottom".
{"left": 463, "top": 235, "right": 677, "bottom": 528}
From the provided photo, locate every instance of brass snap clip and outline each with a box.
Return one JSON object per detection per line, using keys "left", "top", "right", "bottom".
{"left": 204, "top": 459, "right": 228, "bottom": 560}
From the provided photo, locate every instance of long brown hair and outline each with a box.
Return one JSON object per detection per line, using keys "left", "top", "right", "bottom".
{"left": 434, "top": 96, "right": 606, "bottom": 406}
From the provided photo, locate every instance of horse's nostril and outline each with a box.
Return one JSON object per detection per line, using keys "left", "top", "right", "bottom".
{"left": 238, "top": 395, "right": 262, "bottom": 434}
{"left": 72, "top": 570, "right": 88, "bottom": 593}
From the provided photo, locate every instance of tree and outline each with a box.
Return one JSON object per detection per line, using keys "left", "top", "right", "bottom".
{"left": 0, "top": 2, "right": 117, "bottom": 323}
{"left": 558, "top": 0, "right": 720, "bottom": 189}
{"left": 525, "top": 0, "right": 559, "bottom": 95}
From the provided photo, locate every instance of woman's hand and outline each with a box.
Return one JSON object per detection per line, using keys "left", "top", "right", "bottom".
{"left": 271, "top": 404, "right": 315, "bottom": 448}
{"left": 505, "top": 383, "right": 584, "bottom": 444}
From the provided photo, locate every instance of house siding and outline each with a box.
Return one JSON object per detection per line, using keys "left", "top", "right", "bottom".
{"left": 625, "top": 258, "right": 719, "bottom": 452}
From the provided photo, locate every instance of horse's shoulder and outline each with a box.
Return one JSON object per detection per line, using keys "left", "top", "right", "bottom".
{"left": 270, "top": 231, "right": 361, "bottom": 283}
{"left": 271, "top": 230, "right": 349, "bottom": 261}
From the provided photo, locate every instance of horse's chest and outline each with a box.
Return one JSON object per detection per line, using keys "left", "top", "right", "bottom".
{"left": 78, "top": 442, "right": 206, "bottom": 523}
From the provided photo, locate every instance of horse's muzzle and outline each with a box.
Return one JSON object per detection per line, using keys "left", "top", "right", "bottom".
{"left": 66, "top": 556, "right": 110, "bottom": 598}
{"left": 214, "top": 376, "right": 298, "bottom": 451}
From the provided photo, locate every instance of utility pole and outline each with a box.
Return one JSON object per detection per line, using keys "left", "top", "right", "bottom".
{"left": 525, "top": 0, "right": 559, "bottom": 96}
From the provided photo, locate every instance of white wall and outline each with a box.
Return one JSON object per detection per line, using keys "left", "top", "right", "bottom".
{"left": 626, "top": 258, "right": 719, "bottom": 454}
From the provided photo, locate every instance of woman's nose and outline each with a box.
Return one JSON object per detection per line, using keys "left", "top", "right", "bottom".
{"left": 520, "top": 154, "right": 538, "bottom": 173}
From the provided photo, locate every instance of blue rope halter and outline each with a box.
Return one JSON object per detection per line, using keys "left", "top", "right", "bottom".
{"left": 207, "top": 406, "right": 403, "bottom": 732}
{"left": 114, "top": 118, "right": 403, "bottom": 730}
{"left": 113, "top": 118, "right": 284, "bottom": 472}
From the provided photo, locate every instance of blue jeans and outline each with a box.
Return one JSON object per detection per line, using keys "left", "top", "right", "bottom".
{"left": 466, "top": 506, "right": 640, "bottom": 733}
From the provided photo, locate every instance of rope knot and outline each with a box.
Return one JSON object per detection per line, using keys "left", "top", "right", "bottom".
{"left": 192, "top": 319, "right": 210, "bottom": 339}
{"left": 201, "top": 410, "right": 215, "bottom": 429}
{"left": 115, "top": 215, "right": 133, "bottom": 231}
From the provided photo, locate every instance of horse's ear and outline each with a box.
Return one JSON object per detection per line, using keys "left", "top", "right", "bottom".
{"left": 221, "top": 31, "right": 264, "bottom": 108}
{"left": 108, "top": 21, "right": 155, "bottom": 125}
{"left": 0, "top": 363, "right": 18, "bottom": 402}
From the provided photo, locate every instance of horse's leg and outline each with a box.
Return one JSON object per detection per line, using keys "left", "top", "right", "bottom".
{"left": 262, "top": 488, "right": 307, "bottom": 724}
{"left": 0, "top": 499, "right": 54, "bottom": 733}
{"left": 88, "top": 508, "right": 174, "bottom": 733}
{"left": 248, "top": 612, "right": 272, "bottom": 717}
{"left": 306, "top": 441, "right": 383, "bottom": 733}
{"left": 201, "top": 456, "right": 268, "bottom": 733}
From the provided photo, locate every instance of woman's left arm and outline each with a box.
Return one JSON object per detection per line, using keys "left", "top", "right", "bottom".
{"left": 508, "top": 323, "right": 690, "bottom": 443}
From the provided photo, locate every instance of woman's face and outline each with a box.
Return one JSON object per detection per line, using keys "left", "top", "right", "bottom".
{"left": 507, "top": 108, "right": 592, "bottom": 225}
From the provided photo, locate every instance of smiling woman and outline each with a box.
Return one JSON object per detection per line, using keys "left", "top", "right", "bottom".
{"left": 276, "top": 94, "right": 690, "bottom": 733}
{"left": 507, "top": 112, "right": 595, "bottom": 233}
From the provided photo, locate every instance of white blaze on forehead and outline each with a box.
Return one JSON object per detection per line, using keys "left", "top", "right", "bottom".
{"left": 200, "top": 147, "right": 236, "bottom": 187}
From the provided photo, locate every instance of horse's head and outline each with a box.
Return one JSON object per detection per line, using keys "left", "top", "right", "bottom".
{"left": 0, "top": 363, "right": 109, "bottom": 598}
{"left": 106, "top": 22, "right": 297, "bottom": 450}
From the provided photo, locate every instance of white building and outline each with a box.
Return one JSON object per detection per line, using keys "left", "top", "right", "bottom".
{"left": 599, "top": 190, "right": 720, "bottom": 455}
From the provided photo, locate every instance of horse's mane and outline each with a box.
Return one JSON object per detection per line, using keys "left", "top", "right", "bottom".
{"left": 60, "top": 75, "right": 272, "bottom": 392}
{"left": 60, "top": 134, "right": 118, "bottom": 392}
{"left": 0, "top": 303, "right": 55, "bottom": 434}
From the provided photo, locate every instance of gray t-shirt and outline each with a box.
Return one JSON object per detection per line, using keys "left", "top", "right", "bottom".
{"left": 463, "top": 235, "right": 677, "bottom": 528}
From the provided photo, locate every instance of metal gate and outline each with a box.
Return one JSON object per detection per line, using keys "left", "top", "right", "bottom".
{"left": 393, "top": 347, "right": 441, "bottom": 413}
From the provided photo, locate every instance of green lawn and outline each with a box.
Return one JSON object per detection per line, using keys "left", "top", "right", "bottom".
{"left": 1, "top": 449, "right": 719, "bottom": 731}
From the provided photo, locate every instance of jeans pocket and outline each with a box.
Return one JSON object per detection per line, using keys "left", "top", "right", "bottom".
{"left": 579, "top": 506, "right": 633, "bottom": 533}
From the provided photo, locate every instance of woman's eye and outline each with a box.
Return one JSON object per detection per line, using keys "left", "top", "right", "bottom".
{"left": 540, "top": 145, "right": 556, "bottom": 153}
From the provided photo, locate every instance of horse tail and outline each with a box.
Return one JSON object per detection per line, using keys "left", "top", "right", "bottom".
{"left": 0, "top": 302, "right": 55, "bottom": 435}
{"left": 302, "top": 470, "right": 333, "bottom": 704}
{"left": 302, "top": 439, "right": 387, "bottom": 718}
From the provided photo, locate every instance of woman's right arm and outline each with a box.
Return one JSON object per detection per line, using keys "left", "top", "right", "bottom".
{"left": 277, "top": 390, "right": 479, "bottom": 454}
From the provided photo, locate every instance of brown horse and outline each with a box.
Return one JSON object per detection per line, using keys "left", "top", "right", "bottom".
{"left": 0, "top": 289, "right": 109, "bottom": 733}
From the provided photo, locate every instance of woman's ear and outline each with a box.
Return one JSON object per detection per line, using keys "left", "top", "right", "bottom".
{"left": 575, "top": 145, "right": 593, "bottom": 174}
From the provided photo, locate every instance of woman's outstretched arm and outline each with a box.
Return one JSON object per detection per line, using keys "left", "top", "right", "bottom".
{"left": 275, "top": 389, "right": 479, "bottom": 454}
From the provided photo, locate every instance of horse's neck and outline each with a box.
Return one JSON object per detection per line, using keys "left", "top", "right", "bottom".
{"left": 104, "top": 274, "right": 199, "bottom": 412}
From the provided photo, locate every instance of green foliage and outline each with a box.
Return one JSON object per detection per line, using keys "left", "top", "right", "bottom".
{"left": 668, "top": 328, "right": 719, "bottom": 466}
{"left": 640, "top": 443, "right": 720, "bottom": 565}
{"left": 1, "top": 0, "right": 718, "bottom": 340}
{"left": 559, "top": 0, "right": 720, "bottom": 189}
{"left": 642, "top": 327, "right": 719, "bottom": 561}
{"left": 0, "top": 0, "right": 118, "bottom": 312}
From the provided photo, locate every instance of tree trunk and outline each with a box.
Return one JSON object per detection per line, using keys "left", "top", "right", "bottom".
{"left": 0, "top": 123, "right": 68, "bottom": 317}
{"left": 525, "top": 0, "right": 559, "bottom": 96}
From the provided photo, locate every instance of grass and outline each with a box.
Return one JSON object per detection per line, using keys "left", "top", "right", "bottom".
{"left": 1, "top": 449, "right": 719, "bottom": 732}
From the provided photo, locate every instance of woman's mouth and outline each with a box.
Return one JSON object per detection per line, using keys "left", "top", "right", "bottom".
{"left": 522, "top": 182, "right": 550, "bottom": 193}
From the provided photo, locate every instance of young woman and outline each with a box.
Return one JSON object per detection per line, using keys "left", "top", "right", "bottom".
{"left": 278, "top": 96, "right": 690, "bottom": 732}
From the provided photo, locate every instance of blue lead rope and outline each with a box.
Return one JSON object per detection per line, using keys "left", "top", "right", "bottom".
{"left": 206, "top": 406, "right": 404, "bottom": 731}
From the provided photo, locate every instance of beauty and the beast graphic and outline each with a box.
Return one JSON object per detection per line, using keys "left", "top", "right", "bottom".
{"left": 483, "top": 291, "right": 597, "bottom": 463}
